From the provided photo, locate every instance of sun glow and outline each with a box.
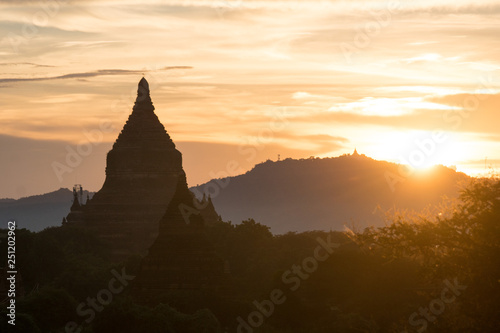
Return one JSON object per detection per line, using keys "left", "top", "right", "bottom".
{"left": 0, "top": 0, "right": 499, "bottom": 198}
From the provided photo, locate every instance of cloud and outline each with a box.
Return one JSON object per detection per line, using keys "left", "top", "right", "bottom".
{"left": 160, "top": 66, "right": 194, "bottom": 70}
{"left": 0, "top": 133, "right": 110, "bottom": 199}
{"left": 241, "top": 130, "right": 349, "bottom": 153}
{"left": 0, "top": 0, "right": 498, "bottom": 191}
{"left": 0, "top": 62, "right": 55, "bottom": 67}
{"left": 298, "top": 133, "right": 349, "bottom": 152}
{"left": 327, "top": 97, "right": 458, "bottom": 117}
{"left": 0, "top": 67, "right": 193, "bottom": 84}
{"left": 0, "top": 132, "right": 330, "bottom": 198}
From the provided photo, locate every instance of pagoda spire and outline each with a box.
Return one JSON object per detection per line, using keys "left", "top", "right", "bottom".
{"left": 70, "top": 187, "right": 81, "bottom": 211}
{"left": 138, "top": 77, "right": 149, "bottom": 97}
{"left": 111, "top": 77, "right": 175, "bottom": 150}
{"left": 159, "top": 171, "right": 204, "bottom": 230}
{"left": 133, "top": 77, "right": 154, "bottom": 112}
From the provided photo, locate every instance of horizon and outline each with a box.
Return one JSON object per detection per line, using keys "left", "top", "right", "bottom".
{"left": 0, "top": 151, "right": 472, "bottom": 201}
{"left": 1, "top": 3, "right": 500, "bottom": 331}
{"left": 1, "top": 0, "right": 499, "bottom": 198}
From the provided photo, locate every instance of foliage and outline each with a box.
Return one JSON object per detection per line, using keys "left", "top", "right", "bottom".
{"left": 352, "top": 178, "right": 500, "bottom": 332}
{"left": 2, "top": 178, "right": 499, "bottom": 332}
{"left": 17, "top": 286, "right": 78, "bottom": 332}
{"left": 92, "top": 297, "right": 221, "bottom": 333}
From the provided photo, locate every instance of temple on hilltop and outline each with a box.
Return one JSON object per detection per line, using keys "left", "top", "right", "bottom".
{"left": 132, "top": 171, "right": 229, "bottom": 299}
{"left": 351, "top": 148, "right": 365, "bottom": 158}
{"left": 64, "top": 78, "right": 220, "bottom": 261}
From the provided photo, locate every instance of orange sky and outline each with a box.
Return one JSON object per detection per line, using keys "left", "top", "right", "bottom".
{"left": 1, "top": 0, "right": 499, "bottom": 198}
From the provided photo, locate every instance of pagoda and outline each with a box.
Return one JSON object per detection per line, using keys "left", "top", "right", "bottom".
{"left": 132, "top": 171, "right": 228, "bottom": 298}
{"left": 66, "top": 78, "right": 186, "bottom": 260}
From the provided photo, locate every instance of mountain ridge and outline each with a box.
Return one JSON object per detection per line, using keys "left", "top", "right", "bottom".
{"left": 0, "top": 188, "right": 93, "bottom": 231}
{"left": 0, "top": 155, "right": 470, "bottom": 233}
{"left": 191, "top": 154, "right": 470, "bottom": 233}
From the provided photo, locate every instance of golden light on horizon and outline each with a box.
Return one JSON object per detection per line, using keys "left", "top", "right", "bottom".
{"left": 2, "top": 5, "right": 500, "bottom": 333}
{"left": 0, "top": 0, "right": 499, "bottom": 198}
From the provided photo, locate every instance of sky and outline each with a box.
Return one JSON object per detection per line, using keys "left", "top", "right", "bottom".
{"left": 0, "top": 0, "right": 499, "bottom": 199}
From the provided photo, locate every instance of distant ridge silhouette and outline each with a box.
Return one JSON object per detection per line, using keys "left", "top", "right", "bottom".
{"left": 0, "top": 188, "right": 86, "bottom": 231}
{"left": 2, "top": 155, "right": 468, "bottom": 234}
{"left": 192, "top": 154, "right": 469, "bottom": 233}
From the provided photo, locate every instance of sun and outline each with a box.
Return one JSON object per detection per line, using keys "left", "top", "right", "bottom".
{"left": 407, "top": 132, "right": 474, "bottom": 170}
{"left": 401, "top": 150, "right": 455, "bottom": 173}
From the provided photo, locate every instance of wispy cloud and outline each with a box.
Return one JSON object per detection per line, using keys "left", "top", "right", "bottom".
{"left": 0, "top": 62, "right": 55, "bottom": 67}
{"left": 0, "top": 0, "right": 498, "bottom": 197}
{"left": 0, "top": 67, "right": 193, "bottom": 84}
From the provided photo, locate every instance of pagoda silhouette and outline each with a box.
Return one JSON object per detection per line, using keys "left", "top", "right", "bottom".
{"left": 65, "top": 78, "right": 219, "bottom": 261}
{"left": 132, "top": 171, "right": 229, "bottom": 298}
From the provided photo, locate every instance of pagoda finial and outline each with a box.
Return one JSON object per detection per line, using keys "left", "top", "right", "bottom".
{"left": 138, "top": 77, "right": 150, "bottom": 97}
{"left": 353, "top": 148, "right": 359, "bottom": 156}
{"left": 133, "top": 77, "right": 154, "bottom": 112}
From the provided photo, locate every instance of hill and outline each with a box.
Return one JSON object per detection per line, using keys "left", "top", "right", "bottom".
{"left": 0, "top": 188, "right": 92, "bottom": 231}
{"left": 191, "top": 154, "right": 470, "bottom": 233}
{"left": 0, "top": 155, "right": 470, "bottom": 233}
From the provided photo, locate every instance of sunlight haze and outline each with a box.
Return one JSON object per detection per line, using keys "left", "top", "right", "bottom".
{"left": 1, "top": 0, "right": 499, "bottom": 198}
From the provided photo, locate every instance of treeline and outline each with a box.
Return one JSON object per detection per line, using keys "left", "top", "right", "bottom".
{"left": 1, "top": 178, "right": 499, "bottom": 332}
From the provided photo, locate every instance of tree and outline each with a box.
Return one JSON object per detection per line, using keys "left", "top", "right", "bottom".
{"left": 352, "top": 178, "right": 500, "bottom": 332}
